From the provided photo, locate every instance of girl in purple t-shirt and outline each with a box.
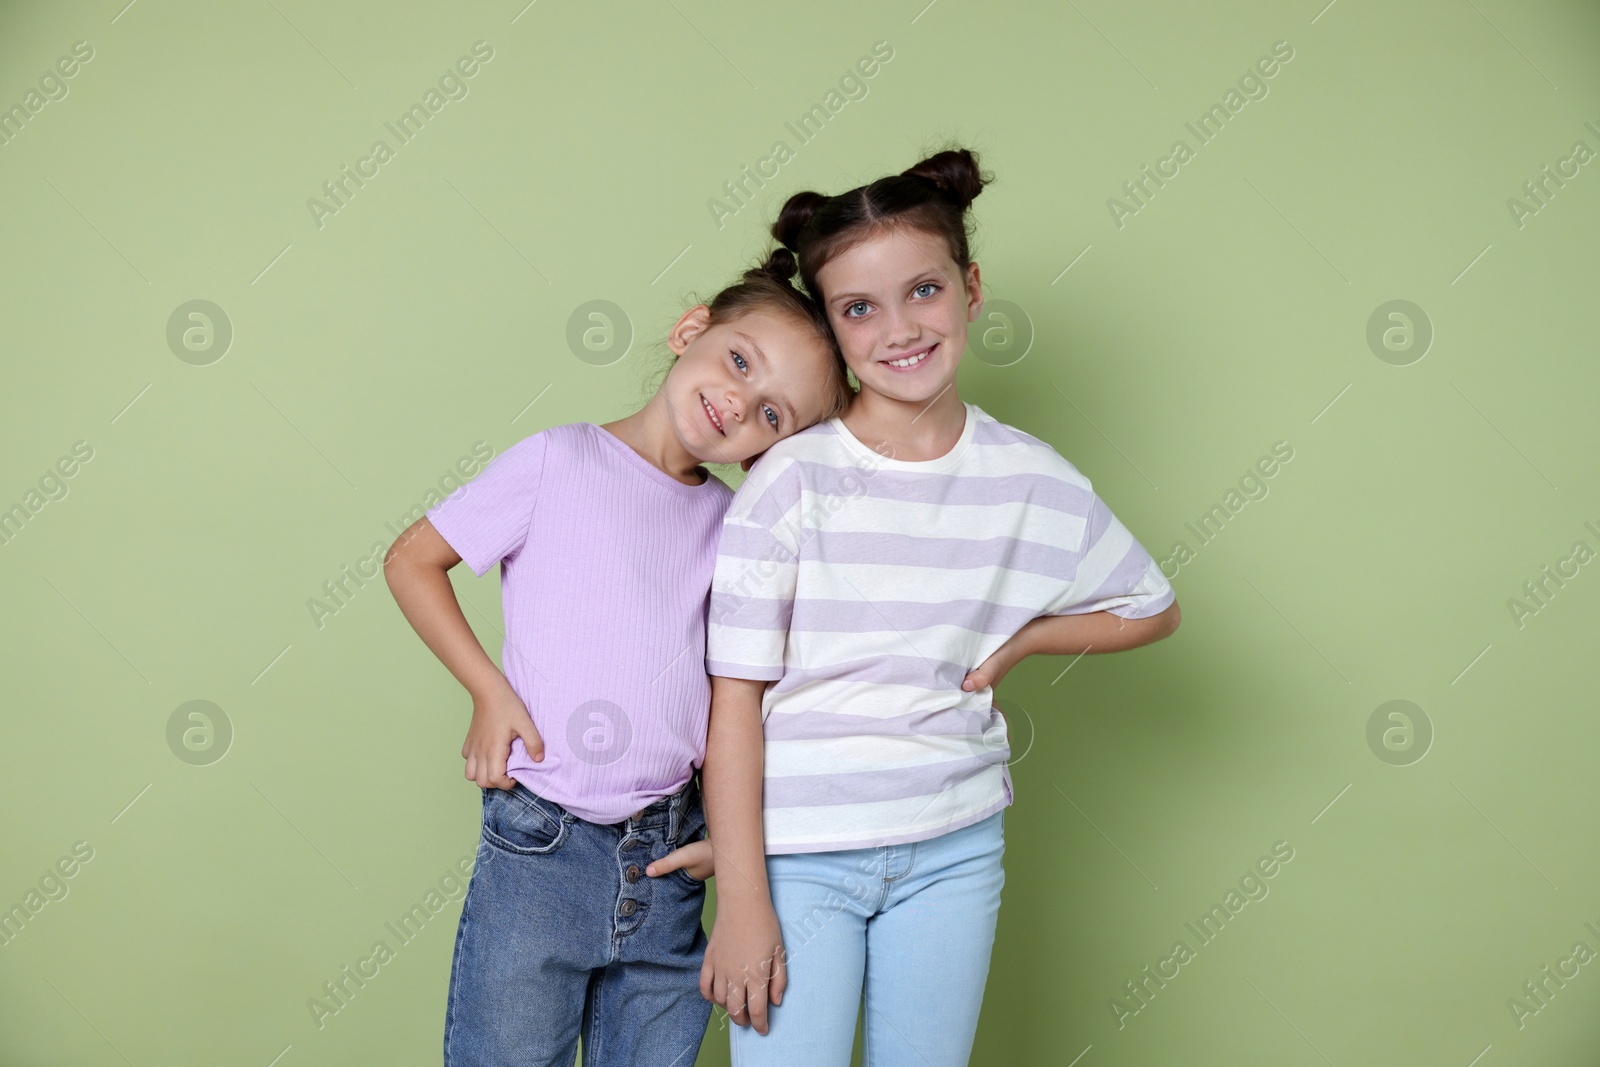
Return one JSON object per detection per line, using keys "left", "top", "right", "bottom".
{"left": 384, "top": 247, "right": 851, "bottom": 1067}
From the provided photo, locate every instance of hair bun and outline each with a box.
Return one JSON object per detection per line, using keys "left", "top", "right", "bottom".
{"left": 747, "top": 246, "right": 799, "bottom": 284}
{"left": 901, "top": 147, "right": 989, "bottom": 209}
{"left": 772, "top": 190, "right": 828, "bottom": 251}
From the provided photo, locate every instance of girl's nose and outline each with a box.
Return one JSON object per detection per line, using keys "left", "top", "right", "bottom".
{"left": 883, "top": 308, "right": 918, "bottom": 346}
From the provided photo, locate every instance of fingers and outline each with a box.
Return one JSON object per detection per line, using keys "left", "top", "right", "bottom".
{"left": 746, "top": 978, "right": 771, "bottom": 1035}
{"left": 462, "top": 746, "right": 517, "bottom": 790}
{"left": 520, "top": 722, "right": 545, "bottom": 763}
{"left": 961, "top": 669, "right": 988, "bottom": 692}
{"left": 647, "top": 841, "right": 713, "bottom": 880}
{"left": 645, "top": 846, "right": 686, "bottom": 878}
{"left": 770, "top": 947, "right": 787, "bottom": 1005}
{"left": 684, "top": 841, "right": 715, "bottom": 881}
{"left": 724, "top": 976, "right": 749, "bottom": 1029}
{"left": 699, "top": 957, "right": 714, "bottom": 1002}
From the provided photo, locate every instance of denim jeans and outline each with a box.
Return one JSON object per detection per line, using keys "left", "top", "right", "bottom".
{"left": 728, "top": 811, "right": 1005, "bottom": 1067}
{"left": 444, "top": 776, "right": 712, "bottom": 1067}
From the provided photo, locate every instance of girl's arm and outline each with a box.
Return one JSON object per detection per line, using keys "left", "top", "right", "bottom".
{"left": 383, "top": 517, "right": 544, "bottom": 787}
{"left": 698, "top": 675, "right": 786, "bottom": 1035}
{"left": 962, "top": 601, "right": 1181, "bottom": 692}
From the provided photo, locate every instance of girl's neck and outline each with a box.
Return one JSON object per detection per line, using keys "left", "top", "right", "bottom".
{"left": 601, "top": 395, "right": 708, "bottom": 486}
{"left": 841, "top": 383, "right": 967, "bottom": 462}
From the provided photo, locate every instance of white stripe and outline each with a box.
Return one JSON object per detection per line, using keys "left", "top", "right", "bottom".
{"left": 765, "top": 731, "right": 997, "bottom": 778}
{"left": 761, "top": 680, "right": 992, "bottom": 718}
{"left": 787, "top": 492, "right": 1088, "bottom": 550}
{"left": 762, "top": 769, "right": 1008, "bottom": 847}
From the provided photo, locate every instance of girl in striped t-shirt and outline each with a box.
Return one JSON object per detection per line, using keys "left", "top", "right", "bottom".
{"left": 696, "top": 148, "right": 1182, "bottom": 1065}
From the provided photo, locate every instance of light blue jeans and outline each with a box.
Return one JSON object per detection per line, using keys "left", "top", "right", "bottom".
{"left": 729, "top": 811, "right": 1005, "bottom": 1067}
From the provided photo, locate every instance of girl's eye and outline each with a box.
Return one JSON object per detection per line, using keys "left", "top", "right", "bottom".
{"left": 732, "top": 352, "right": 749, "bottom": 373}
{"left": 763, "top": 406, "right": 780, "bottom": 431}
{"left": 914, "top": 282, "right": 940, "bottom": 299}
{"left": 844, "top": 301, "right": 871, "bottom": 319}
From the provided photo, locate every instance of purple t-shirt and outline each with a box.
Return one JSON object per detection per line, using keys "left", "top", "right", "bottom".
{"left": 426, "top": 422, "right": 733, "bottom": 824}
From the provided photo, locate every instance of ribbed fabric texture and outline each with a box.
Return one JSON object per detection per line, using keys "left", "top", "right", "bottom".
{"left": 707, "top": 403, "right": 1176, "bottom": 854}
{"left": 426, "top": 422, "right": 733, "bottom": 824}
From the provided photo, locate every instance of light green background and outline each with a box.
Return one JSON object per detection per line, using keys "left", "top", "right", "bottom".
{"left": 3, "top": 0, "right": 1599, "bottom": 1063}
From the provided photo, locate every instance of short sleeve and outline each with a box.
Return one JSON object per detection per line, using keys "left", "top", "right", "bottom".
{"left": 426, "top": 433, "right": 548, "bottom": 578}
{"left": 705, "top": 455, "right": 805, "bottom": 680}
{"left": 1049, "top": 484, "right": 1175, "bottom": 619}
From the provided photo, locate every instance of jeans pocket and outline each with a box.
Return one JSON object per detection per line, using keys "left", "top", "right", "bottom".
{"left": 671, "top": 805, "right": 709, "bottom": 890}
{"left": 481, "top": 786, "right": 566, "bottom": 856}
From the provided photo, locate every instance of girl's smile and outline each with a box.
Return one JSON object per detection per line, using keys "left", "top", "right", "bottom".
{"left": 699, "top": 393, "right": 727, "bottom": 435}
{"left": 881, "top": 342, "right": 938, "bottom": 371}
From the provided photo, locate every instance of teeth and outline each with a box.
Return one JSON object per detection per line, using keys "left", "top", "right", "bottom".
{"left": 701, "top": 396, "right": 723, "bottom": 431}
{"left": 887, "top": 349, "right": 931, "bottom": 368}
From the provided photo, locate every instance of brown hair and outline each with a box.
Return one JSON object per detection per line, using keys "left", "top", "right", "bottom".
{"left": 771, "top": 146, "right": 993, "bottom": 309}
{"left": 701, "top": 245, "right": 854, "bottom": 421}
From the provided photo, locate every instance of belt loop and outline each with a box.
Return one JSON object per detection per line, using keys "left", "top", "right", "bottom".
{"left": 669, "top": 777, "right": 693, "bottom": 844}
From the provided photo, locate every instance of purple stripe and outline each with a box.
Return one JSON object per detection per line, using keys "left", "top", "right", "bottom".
{"left": 770, "top": 654, "right": 970, "bottom": 694}
{"left": 1089, "top": 542, "right": 1163, "bottom": 604}
{"left": 763, "top": 705, "right": 1004, "bottom": 742}
{"left": 714, "top": 594, "right": 1040, "bottom": 636}
{"left": 794, "top": 597, "right": 1037, "bottom": 634}
{"left": 809, "top": 530, "right": 1077, "bottom": 578}
{"left": 763, "top": 752, "right": 1009, "bottom": 808}
{"left": 721, "top": 523, "right": 1080, "bottom": 580}
{"left": 709, "top": 593, "right": 793, "bottom": 630}
{"left": 743, "top": 462, "right": 806, "bottom": 531}
{"left": 716, "top": 522, "right": 794, "bottom": 561}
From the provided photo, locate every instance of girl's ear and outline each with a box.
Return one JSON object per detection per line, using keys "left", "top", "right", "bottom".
{"left": 668, "top": 304, "right": 713, "bottom": 356}
{"left": 964, "top": 262, "right": 984, "bottom": 322}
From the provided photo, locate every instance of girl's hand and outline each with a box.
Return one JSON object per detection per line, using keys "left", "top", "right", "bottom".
{"left": 461, "top": 682, "right": 544, "bottom": 790}
{"left": 700, "top": 904, "right": 787, "bottom": 1034}
{"left": 646, "top": 839, "right": 714, "bottom": 882}
{"left": 961, "top": 636, "right": 1028, "bottom": 692}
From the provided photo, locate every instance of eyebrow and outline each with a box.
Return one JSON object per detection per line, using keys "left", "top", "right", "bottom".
{"left": 735, "top": 332, "right": 798, "bottom": 429}
{"left": 827, "top": 268, "right": 947, "bottom": 309}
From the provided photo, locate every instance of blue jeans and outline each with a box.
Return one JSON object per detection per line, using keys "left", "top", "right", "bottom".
{"left": 729, "top": 811, "right": 1006, "bottom": 1067}
{"left": 444, "top": 777, "right": 712, "bottom": 1067}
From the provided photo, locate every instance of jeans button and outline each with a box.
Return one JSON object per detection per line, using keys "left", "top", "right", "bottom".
{"left": 619, "top": 899, "right": 637, "bottom": 917}
{"left": 625, "top": 865, "right": 642, "bottom": 883}
{"left": 622, "top": 838, "right": 641, "bottom": 851}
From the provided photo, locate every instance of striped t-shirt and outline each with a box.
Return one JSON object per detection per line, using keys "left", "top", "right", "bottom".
{"left": 706, "top": 402, "right": 1175, "bottom": 854}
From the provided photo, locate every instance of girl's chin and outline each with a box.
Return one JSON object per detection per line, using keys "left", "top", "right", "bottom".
{"left": 862, "top": 365, "right": 958, "bottom": 402}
